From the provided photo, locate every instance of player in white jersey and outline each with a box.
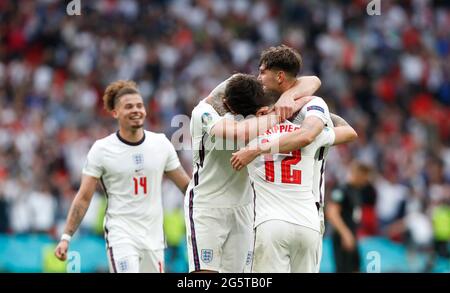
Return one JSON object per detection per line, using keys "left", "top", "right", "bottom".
{"left": 291, "top": 97, "right": 333, "bottom": 272}
{"left": 229, "top": 45, "right": 358, "bottom": 272}
{"left": 186, "top": 73, "right": 322, "bottom": 273}
{"left": 229, "top": 106, "right": 356, "bottom": 273}
{"left": 55, "top": 80, "right": 190, "bottom": 273}
{"left": 293, "top": 106, "right": 354, "bottom": 272}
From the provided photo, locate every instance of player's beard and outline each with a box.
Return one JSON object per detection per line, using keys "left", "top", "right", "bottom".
{"left": 128, "top": 115, "right": 145, "bottom": 130}
{"left": 130, "top": 123, "right": 144, "bottom": 130}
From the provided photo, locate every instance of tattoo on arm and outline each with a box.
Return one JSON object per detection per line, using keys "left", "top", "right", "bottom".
{"left": 210, "top": 94, "right": 228, "bottom": 116}
{"left": 330, "top": 113, "right": 349, "bottom": 127}
{"left": 65, "top": 200, "right": 89, "bottom": 235}
{"left": 210, "top": 79, "right": 229, "bottom": 116}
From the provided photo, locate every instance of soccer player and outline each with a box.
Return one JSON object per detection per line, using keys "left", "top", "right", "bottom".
{"left": 234, "top": 44, "right": 345, "bottom": 272}
{"left": 227, "top": 93, "right": 357, "bottom": 273}
{"left": 186, "top": 73, "right": 321, "bottom": 273}
{"left": 54, "top": 80, "right": 190, "bottom": 273}
{"left": 293, "top": 112, "right": 354, "bottom": 272}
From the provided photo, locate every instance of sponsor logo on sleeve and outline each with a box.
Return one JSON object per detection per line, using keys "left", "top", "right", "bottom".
{"left": 307, "top": 105, "right": 325, "bottom": 113}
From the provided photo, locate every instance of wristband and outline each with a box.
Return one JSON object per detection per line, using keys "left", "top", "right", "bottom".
{"left": 61, "top": 233, "right": 72, "bottom": 242}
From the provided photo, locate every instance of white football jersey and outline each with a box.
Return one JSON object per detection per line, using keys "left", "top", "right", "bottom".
{"left": 248, "top": 121, "right": 335, "bottom": 232}
{"left": 292, "top": 97, "right": 333, "bottom": 210}
{"left": 186, "top": 99, "right": 251, "bottom": 208}
{"left": 82, "top": 130, "right": 181, "bottom": 250}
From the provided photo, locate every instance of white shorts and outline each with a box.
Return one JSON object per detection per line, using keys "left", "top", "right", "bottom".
{"left": 315, "top": 209, "right": 325, "bottom": 273}
{"left": 315, "top": 234, "right": 323, "bottom": 273}
{"left": 106, "top": 244, "right": 164, "bottom": 273}
{"left": 251, "top": 220, "right": 320, "bottom": 273}
{"left": 185, "top": 203, "right": 253, "bottom": 273}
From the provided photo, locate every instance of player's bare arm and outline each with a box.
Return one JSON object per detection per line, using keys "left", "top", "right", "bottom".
{"left": 330, "top": 113, "right": 349, "bottom": 127}
{"left": 165, "top": 166, "right": 190, "bottom": 194}
{"left": 210, "top": 113, "right": 282, "bottom": 144}
{"left": 274, "top": 76, "right": 321, "bottom": 119}
{"left": 326, "top": 202, "right": 356, "bottom": 251}
{"left": 230, "top": 116, "right": 323, "bottom": 170}
{"left": 208, "top": 96, "right": 313, "bottom": 145}
{"left": 285, "top": 76, "right": 322, "bottom": 101}
{"left": 208, "top": 75, "right": 319, "bottom": 120}
{"left": 330, "top": 113, "right": 358, "bottom": 145}
{"left": 54, "top": 175, "right": 98, "bottom": 261}
{"left": 230, "top": 121, "right": 357, "bottom": 171}
{"left": 209, "top": 76, "right": 233, "bottom": 116}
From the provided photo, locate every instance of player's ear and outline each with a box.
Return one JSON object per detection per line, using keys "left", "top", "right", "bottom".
{"left": 223, "top": 98, "right": 236, "bottom": 114}
{"left": 277, "top": 71, "right": 284, "bottom": 84}
{"left": 111, "top": 109, "right": 119, "bottom": 119}
{"left": 256, "top": 106, "right": 270, "bottom": 117}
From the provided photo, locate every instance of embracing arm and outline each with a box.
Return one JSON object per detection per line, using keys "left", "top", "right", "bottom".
{"left": 209, "top": 75, "right": 235, "bottom": 116}
{"left": 230, "top": 116, "right": 324, "bottom": 170}
{"left": 330, "top": 113, "right": 358, "bottom": 145}
{"left": 282, "top": 76, "right": 322, "bottom": 101}
{"left": 331, "top": 113, "right": 349, "bottom": 127}
{"left": 274, "top": 76, "right": 321, "bottom": 119}
{"left": 210, "top": 113, "right": 282, "bottom": 144}
{"left": 210, "top": 75, "right": 320, "bottom": 120}
{"left": 261, "top": 115, "right": 324, "bottom": 154}
{"left": 259, "top": 113, "right": 357, "bottom": 153}
{"left": 230, "top": 115, "right": 357, "bottom": 171}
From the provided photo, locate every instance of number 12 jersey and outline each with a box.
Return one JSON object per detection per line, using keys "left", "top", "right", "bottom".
{"left": 248, "top": 122, "right": 335, "bottom": 233}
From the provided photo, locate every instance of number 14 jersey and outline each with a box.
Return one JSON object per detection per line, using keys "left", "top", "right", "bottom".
{"left": 248, "top": 122, "right": 335, "bottom": 233}
{"left": 82, "top": 130, "right": 181, "bottom": 251}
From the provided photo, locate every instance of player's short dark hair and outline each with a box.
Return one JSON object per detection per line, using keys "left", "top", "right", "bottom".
{"left": 224, "top": 74, "right": 269, "bottom": 117}
{"left": 259, "top": 45, "right": 302, "bottom": 77}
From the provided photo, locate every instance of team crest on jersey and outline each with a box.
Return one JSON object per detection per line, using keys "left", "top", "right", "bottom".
{"left": 246, "top": 251, "right": 253, "bottom": 265}
{"left": 201, "top": 249, "right": 213, "bottom": 263}
{"left": 132, "top": 153, "right": 144, "bottom": 172}
{"left": 117, "top": 259, "right": 129, "bottom": 272}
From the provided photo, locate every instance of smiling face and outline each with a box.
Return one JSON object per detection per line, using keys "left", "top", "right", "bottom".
{"left": 112, "top": 93, "right": 146, "bottom": 131}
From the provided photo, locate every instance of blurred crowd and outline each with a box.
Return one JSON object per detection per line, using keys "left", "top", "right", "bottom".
{"left": 0, "top": 0, "right": 449, "bottom": 271}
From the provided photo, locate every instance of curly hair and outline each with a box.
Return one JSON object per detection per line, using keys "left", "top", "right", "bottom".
{"left": 259, "top": 45, "right": 302, "bottom": 77}
{"left": 102, "top": 80, "right": 140, "bottom": 111}
{"left": 224, "top": 73, "right": 269, "bottom": 117}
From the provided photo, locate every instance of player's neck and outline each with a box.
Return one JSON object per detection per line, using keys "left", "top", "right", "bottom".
{"left": 280, "top": 78, "right": 297, "bottom": 93}
{"left": 118, "top": 128, "right": 145, "bottom": 144}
